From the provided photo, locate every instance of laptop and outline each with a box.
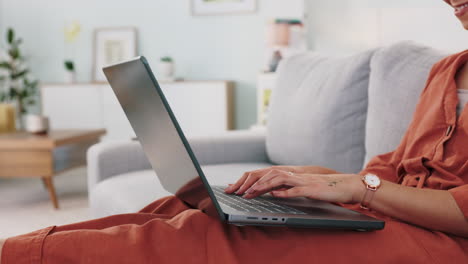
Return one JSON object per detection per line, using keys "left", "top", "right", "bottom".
{"left": 103, "top": 56, "right": 385, "bottom": 231}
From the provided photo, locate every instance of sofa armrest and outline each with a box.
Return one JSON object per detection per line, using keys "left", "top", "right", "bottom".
{"left": 87, "top": 130, "right": 268, "bottom": 191}
{"left": 87, "top": 141, "right": 152, "bottom": 191}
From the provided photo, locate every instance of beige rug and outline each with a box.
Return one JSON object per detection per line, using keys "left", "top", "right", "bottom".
{"left": 0, "top": 167, "right": 91, "bottom": 238}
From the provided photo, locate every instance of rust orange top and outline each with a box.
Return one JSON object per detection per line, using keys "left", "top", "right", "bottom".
{"left": 363, "top": 49, "right": 468, "bottom": 219}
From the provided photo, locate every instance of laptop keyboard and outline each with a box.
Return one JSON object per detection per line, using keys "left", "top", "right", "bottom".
{"left": 212, "top": 186, "right": 306, "bottom": 215}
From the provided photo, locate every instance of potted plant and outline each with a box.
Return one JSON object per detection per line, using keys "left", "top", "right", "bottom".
{"left": 63, "top": 21, "right": 80, "bottom": 84}
{"left": 0, "top": 28, "right": 39, "bottom": 130}
{"left": 64, "top": 60, "right": 76, "bottom": 83}
{"left": 157, "top": 56, "right": 175, "bottom": 81}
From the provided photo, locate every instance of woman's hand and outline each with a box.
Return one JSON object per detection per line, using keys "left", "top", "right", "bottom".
{"left": 225, "top": 167, "right": 364, "bottom": 204}
{"left": 224, "top": 165, "right": 340, "bottom": 196}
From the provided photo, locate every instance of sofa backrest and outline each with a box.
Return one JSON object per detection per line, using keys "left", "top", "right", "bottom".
{"left": 266, "top": 41, "right": 448, "bottom": 173}
{"left": 364, "top": 41, "right": 447, "bottom": 167}
{"left": 266, "top": 50, "right": 375, "bottom": 173}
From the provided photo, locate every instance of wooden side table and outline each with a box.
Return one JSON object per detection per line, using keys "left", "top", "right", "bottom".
{"left": 0, "top": 129, "right": 106, "bottom": 209}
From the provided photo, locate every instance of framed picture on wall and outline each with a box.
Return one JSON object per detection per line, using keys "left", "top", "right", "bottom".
{"left": 93, "top": 27, "right": 138, "bottom": 82}
{"left": 191, "top": 0, "right": 257, "bottom": 16}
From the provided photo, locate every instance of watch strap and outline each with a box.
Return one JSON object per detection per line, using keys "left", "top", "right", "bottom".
{"left": 360, "top": 188, "right": 375, "bottom": 210}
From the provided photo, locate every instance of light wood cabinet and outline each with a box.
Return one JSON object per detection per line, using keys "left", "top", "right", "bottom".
{"left": 41, "top": 81, "right": 235, "bottom": 141}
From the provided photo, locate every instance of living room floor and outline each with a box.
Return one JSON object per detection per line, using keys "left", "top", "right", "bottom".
{"left": 0, "top": 167, "right": 91, "bottom": 238}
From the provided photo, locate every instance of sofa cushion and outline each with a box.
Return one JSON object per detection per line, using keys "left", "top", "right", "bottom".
{"left": 363, "top": 41, "right": 446, "bottom": 166}
{"left": 90, "top": 162, "right": 272, "bottom": 217}
{"left": 266, "top": 50, "right": 374, "bottom": 173}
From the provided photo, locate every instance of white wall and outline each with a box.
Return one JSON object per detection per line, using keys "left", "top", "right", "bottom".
{"left": 305, "top": 0, "right": 468, "bottom": 55}
{"left": 0, "top": 0, "right": 5, "bottom": 52}
{"left": 0, "top": 0, "right": 303, "bottom": 129}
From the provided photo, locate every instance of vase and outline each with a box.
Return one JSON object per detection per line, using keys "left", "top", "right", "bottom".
{"left": 157, "top": 62, "right": 175, "bottom": 81}
{"left": 14, "top": 98, "right": 27, "bottom": 131}
{"left": 0, "top": 103, "right": 16, "bottom": 133}
{"left": 24, "top": 114, "right": 49, "bottom": 134}
{"left": 65, "top": 71, "right": 76, "bottom": 84}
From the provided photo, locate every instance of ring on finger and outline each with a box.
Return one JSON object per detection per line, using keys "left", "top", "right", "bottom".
{"left": 287, "top": 171, "right": 294, "bottom": 176}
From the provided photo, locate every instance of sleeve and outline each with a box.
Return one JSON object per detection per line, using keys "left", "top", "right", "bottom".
{"left": 360, "top": 121, "right": 411, "bottom": 183}
{"left": 361, "top": 57, "right": 448, "bottom": 182}
{"left": 1, "top": 226, "right": 55, "bottom": 264}
{"left": 449, "top": 184, "right": 468, "bottom": 220}
{"left": 360, "top": 150, "right": 400, "bottom": 182}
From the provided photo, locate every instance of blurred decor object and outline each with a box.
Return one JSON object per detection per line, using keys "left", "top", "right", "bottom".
{"left": 269, "top": 19, "right": 304, "bottom": 47}
{"left": 64, "top": 21, "right": 81, "bottom": 43}
{"left": 64, "top": 60, "right": 76, "bottom": 83}
{"left": 255, "top": 73, "right": 277, "bottom": 127}
{"left": 64, "top": 21, "right": 81, "bottom": 83}
{"left": 263, "top": 19, "right": 306, "bottom": 72}
{"left": 157, "top": 56, "right": 175, "bottom": 81}
{"left": 270, "top": 20, "right": 291, "bottom": 46}
{"left": 268, "top": 50, "right": 282, "bottom": 73}
{"left": 0, "top": 28, "right": 39, "bottom": 128}
{"left": 24, "top": 114, "right": 49, "bottom": 134}
{"left": 93, "top": 27, "right": 137, "bottom": 82}
{"left": 192, "top": 0, "right": 256, "bottom": 15}
{"left": 0, "top": 103, "right": 16, "bottom": 133}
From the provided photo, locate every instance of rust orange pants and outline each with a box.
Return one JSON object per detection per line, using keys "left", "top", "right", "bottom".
{"left": 2, "top": 196, "right": 468, "bottom": 264}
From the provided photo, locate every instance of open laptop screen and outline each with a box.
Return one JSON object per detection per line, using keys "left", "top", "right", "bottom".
{"left": 103, "top": 57, "right": 224, "bottom": 220}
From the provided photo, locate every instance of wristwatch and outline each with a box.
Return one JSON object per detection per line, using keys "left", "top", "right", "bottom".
{"left": 360, "top": 173, "right": 381, "bottom": 210}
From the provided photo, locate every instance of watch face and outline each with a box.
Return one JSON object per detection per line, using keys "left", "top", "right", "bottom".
{"left": 365, "top": 174, "right": 381, "bottom": 188}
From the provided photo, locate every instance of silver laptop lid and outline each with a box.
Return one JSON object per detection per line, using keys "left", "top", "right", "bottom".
{"left": 103, "top": 56, "right": 224, "bottom": 220}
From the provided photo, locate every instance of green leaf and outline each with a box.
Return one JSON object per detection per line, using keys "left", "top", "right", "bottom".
{"left": 9, "top": 88, "right": 18, "bottom": 98}
{"left": 25, "top": 86, "right": 37, "bottom": 94}
{"left": 31, "top": 80, "right": 39, "bottom": 87}
{"left": 9, "top": 48, "right": 20, "bottom": 59}
{"left": 11, "top": 69, "right": 28, "bottom": 79}
{"left": 20, "top": 89, "right": 28, "bottom": 98}
{"left": 0, "top": 62, "right": 12, "bottom": 69}
{"left": 23, "top": 78, "right": 38, "bottom": 90}
{"left": 0, "top": 92, "right": 6, "bottom": 102}
{"left": 27, "top": 99, "right": 35, "bottom": 105}
{"left": 7, "top": 28, "right": 14, "bottom": 44}
{"left": 161, "top": 56, "right": 173, "bottom": 62}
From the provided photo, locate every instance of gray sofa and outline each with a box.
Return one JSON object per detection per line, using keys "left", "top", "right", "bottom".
{"left": 87, "top": 41, "right": 446, "bottom": 218}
